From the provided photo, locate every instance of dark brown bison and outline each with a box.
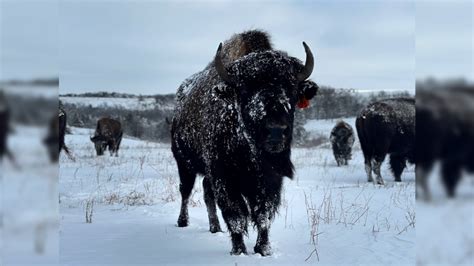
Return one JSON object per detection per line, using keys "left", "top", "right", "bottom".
{"left": 356, "top": 98, "right": 415, "bottom": 185}
{"left": 416, "top": 83, "right": 474, "bottom": 200}
{"left": 90, "top": 117, "right": 123, "bottom": 156}
{"left": 171, "top": 30, "right": 318, "bottom": 256}
{"left": 44, "top": 108, "right": 72, "bottom": 162}
{"left": 330, "top": 120, "right": 355, "bottom": 166}
{"left": 0, "top": 91, "right": 14, "bottom": 162}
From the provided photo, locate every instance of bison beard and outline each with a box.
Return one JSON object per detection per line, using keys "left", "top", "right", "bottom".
{"left": 171, "top": 30, "right": 318, "bottom": 256}
{"left": 356, "top": 98, "right": 415, "bottom": 185}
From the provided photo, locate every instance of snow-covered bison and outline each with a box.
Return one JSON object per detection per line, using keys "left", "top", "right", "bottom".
{"left": 356, "top": 98, "right": 415, "bottom": 185}
{"left": 171, "top": 30, "right": 318, "bottom": 256}
{"left": 330, "top": 120, "right": 355, "bottom": 166}
{"left": 90, "top": 117, "right": 123, "bottom": 157}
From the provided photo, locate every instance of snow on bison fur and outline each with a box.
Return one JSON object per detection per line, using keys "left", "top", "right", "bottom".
{"left": 330, "top": 120, "right": 355, "bottom": 166}
{"left": 171, "top": 30, "right": 319, "bottom": 256}
{"left": 356, "top": 98, "right": 415, "bottom": 185}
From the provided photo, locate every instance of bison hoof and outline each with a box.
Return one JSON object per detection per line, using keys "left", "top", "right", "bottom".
{"left": 177, "top": 218, "right": 188, "bottom": 227}
{"left": 375, "top": 179, "right": 385, "bottom": 185}
{"left": 254, "top": 244, "right": 272, "bottom": 256}
{"left": 394, "top": 178, "right": 402, "bottom": 182}
{"left": 230, "top": 246, "right": 247, "bottom": 256}
{"left": 210, "top": 223, "right": 222, "bottom": 233}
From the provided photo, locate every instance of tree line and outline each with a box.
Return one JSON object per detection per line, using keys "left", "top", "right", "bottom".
{"left": 61, "top": 87, "right": 412, "bottom": 145}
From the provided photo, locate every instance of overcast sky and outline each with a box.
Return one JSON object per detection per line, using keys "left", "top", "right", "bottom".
{"left": 1, "top": 0, "right": 472, "bottom": 94}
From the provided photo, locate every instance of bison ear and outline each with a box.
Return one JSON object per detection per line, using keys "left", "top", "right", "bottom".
{"left": 299, "top": 80, "right": 319, "bottom": 100}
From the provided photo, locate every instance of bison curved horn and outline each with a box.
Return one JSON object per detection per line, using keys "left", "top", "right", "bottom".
{"left": 297, "top": 42, "right": 314, "bottom": 82}
{"left": 214, "top": 43, "right": 232, "bottom": 83}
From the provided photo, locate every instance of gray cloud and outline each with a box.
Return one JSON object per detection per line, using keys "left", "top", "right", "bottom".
{"left": 3, "top": 0, "right": 418, "bottom": 94}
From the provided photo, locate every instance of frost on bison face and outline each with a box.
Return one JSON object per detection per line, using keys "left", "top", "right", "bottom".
{"left": 171, "top": 30, "right": 319, "bottom": 256}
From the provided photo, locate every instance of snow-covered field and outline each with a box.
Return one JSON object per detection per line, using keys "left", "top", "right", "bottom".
{"left": 2, "top": 126, "right": 59, "bottom": 265}
{"left": 2, "top": 118, "right": 470, "bottom": 265}
{"left": 59, "top": 119, "right": 417, "bottom": 265}
{"left": 416, "top": 166, "right": 474, "bottom": 265}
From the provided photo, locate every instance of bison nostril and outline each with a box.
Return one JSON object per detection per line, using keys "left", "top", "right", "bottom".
{"left": 266, "top": 124, "right": 288, "bottom": 141}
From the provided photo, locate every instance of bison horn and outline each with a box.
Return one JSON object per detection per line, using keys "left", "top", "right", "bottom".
{"left": 214, "top": 43, "right": 232, "bottom": 83}
{"left": 297, "top": 42, "right": 314, "bottom": 82}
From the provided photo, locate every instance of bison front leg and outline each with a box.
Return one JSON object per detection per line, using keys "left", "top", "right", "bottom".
{"left": 114, "top": 136, "right": 122, "bottom": 157}
{"left": 213, "top": 179, "right": 249, "bottom": 255}
{"left": 249, "top": 191, "right": 281, "bottom": 256}
{"left": 108, "top": 140, "right": 116, "bottom": 157}
{"left": 254, "top": 219, "right": 272, "bottom": 256}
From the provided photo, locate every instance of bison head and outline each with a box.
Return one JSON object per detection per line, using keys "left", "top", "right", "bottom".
{"left": 214, "top": 42, "right": 318, "bottom": 154}
{"left": 90, "top": 135, "right": 107, "bottom": 156}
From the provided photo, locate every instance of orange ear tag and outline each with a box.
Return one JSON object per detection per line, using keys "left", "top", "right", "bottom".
{"left": 297, "top": 97, "right": 310, "bottom": 109}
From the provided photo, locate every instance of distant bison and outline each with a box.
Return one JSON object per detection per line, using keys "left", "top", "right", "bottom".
{"left": 171, "top": 30, "right": 318, "bottom": 256}
{"left": 330, "top": 120, "right": 355, "bottom": 166}
{"left": 90, "top": 117, "right": 123, "bottom": 156}
{"left": 44, "top": 108, "right": 72, "bottom": 162}
{"left": 356, "top": 98, "right": 415, "bottom": 185}
{"left": 0, "top": 91, "right": 14, "bottom": 162}
{"left": 416, "top": 85, "right": 474, "bottom": 200}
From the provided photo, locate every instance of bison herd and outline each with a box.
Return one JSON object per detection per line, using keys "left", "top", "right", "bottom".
{"left": 2, "top": 30, "right": 472, "bottom": 256}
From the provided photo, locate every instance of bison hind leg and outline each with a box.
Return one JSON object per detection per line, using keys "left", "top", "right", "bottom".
{"left": 441, "top": 161, "right": 462, "bottom": 198}
{"left": 364, "top": 157, "right": 373, "bottom": 182}
{"left": 203, "top": 177, "right": 222, "bottom": 233}
{"left": 389, "top": 154, "right": 406, "bottom": 182}
{"left": 371, "top": 158, "right": 385, "bottom": 185}
{"left": 416, "top": 164, "right": 432, "bottom": 201}
{"left": 176, "top": 161, "right": 197, "bottom": 227}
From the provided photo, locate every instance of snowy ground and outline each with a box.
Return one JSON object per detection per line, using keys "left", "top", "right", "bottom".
{"left": 59, "top": 119, "right": 416, "bottom": 265}
{"left": 1, "top": 126, "right": 59, "bottom": 265}
{"left": 416, "top": 167, "right": 474, "bottom": 265}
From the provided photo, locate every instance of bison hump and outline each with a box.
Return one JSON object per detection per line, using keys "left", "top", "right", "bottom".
{"left": 220, "top": 30, "right": 273, "bottom": 65}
